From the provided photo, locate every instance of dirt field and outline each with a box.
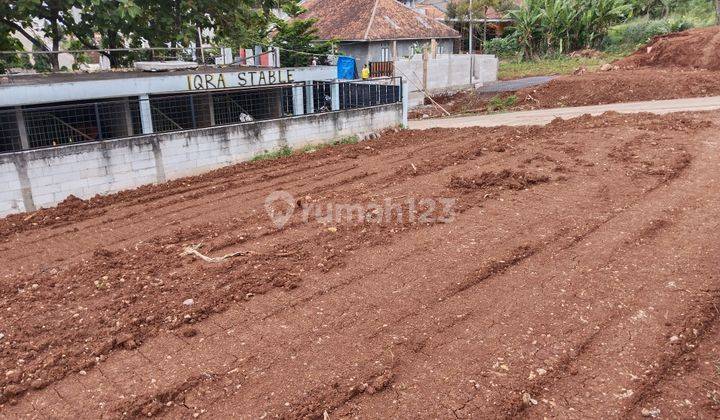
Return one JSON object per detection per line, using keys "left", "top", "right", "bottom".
{"left": 617, "top": 26, "right": 720, "bottom": 71}
{"left": 413, "top": 67, "right": 720, "bottom": 119}
{"left": 1, "top": 110, "right": 720, "bottom": 418}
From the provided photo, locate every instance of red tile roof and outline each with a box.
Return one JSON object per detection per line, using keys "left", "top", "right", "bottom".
{"left": 416, "top": 4, "right": 447, "bottom": 20}
{"left": 299, "top": 0, "right": 460, "bottom": 41}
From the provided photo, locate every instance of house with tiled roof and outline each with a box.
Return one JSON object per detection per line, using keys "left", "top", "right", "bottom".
{"left": 299, "top": 0, "right": 460, "bottom": 67}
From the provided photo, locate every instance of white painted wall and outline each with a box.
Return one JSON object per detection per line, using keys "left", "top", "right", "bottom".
{"left": 0, "top": 104, "right": 402, "bottom": 216}
{"left": 0, "top": 66, "right": 338, "bottom": 107}
{"left": 395, "top": 54, "right": 499, "bottom": 106}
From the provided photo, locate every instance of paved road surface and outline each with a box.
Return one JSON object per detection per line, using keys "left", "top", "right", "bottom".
{"left": 477, "top": 75, "right": 556, "bottom": 93}
{"left": 409, "top": 96, "right": 720, "bottom": 129}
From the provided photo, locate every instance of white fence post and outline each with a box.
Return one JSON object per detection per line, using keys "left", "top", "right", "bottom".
{"left": 15, "top": 107, "right": 30, "bottom": 149}
{"left": 292, "top": 85, "right": 304, "bottom": 116}
{"left": 139, "top": 94, "right": 154, "bottom": 134}
{"left": 331, "top": 81, "right": 340, "bottom": 111}
{"left": 402, "top": 79, "right": 409, "bottom": 128}
{"left": 304, "top": 81, "right": 315, "bottom": 114}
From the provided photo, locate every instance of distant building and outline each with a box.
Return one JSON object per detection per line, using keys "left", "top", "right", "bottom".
{"left": 298, "top": 0, "right": 460, "bottom": 66}
{"left": 402, "top": 0, "right": 521, "bottom": 39}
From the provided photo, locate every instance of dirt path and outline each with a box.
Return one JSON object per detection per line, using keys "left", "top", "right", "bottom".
{"left": 1, "top": 111, "right": 719, "bottom": 418}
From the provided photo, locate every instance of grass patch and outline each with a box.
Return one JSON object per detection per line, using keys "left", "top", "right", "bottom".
{"left": 332, "top": 135, "right": 359, "bottom": 146}
{"left": 254, "top": 135, "right": 361, "bottom": 161}
{"left": 301, "top": 135, "right": 360, "bottom": 154}
{"left": 251, "top": 145, "right": 293, "bottom": 162}
{"left": 487, "top": 95, "right": 518, "bottom": 112}
{"left": 498, "top": 52, "right": 628, "bottom": 80}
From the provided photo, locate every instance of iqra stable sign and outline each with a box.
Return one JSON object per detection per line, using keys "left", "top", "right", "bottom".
{"left": 186, "top": 69, "right": 296, "bottom": 91}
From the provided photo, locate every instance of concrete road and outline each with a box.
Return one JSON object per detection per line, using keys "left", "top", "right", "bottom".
{"left": 409, "top": 96, "right": 720, "bottom": 130}
{"left": 477, "top": 76, "right": 556, "bottom": 93}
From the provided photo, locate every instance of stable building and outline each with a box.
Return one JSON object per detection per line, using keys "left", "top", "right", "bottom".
{"left": 0, "top": 65, "right": 406, "bottom": 215}
{"left": 0, "top": 66, "right": 337, "bottom": 152}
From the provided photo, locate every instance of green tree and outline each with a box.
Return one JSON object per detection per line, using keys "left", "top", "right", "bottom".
{"left": 0, "top": 26, "right": 26, "bottom": 74}
{"left": 272, "top": 18, "right": 333, "bottom": 67}
{"left": 0, "top": 0, "right": 78, "bottom": 71}
{"left": 506, "top": 0, "right": 632, "bottom": 58}
{"left": 448, "top": 0, "right": 518, "bottom": 51}
{"left": 66, "top": 0, "right": 145, "bottom": 67}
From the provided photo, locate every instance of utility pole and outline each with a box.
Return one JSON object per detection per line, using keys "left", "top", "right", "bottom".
{"left": 469, "top": 0, "right": 474, "bottom": 85}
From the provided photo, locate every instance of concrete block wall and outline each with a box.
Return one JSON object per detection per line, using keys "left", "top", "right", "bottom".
{"left": 0, "top": 104, "right": 402, "bottom": 216}
{"left": 395, "top": 54, "right": 499, "bottom": 107}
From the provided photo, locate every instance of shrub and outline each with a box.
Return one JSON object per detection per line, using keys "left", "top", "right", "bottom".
{"left": 603, "top": 16, "right": 695, "bottom": 52}
{"left": 251, "top": 145, "right": 293, "bottom": 162}
{"left": 483, "top": 37, "right": 521, "bottom": 59}
{"left": 487, "top": 95, "right": 518, "bottom": 112}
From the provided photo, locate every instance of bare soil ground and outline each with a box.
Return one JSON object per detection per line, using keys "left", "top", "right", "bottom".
{"left": 412, "top": 67, "right": 720, "bottom": 119}
{"left": 1, "top": 110, "right": 720, "bottom": 418}
{"left": 617, "top": 26, "right": 720, "bottom": 70}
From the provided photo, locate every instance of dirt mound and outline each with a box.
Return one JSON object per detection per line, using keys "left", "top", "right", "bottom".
{"left": 449, "top": 170, "right": 551, "bottom": 190}
{"left": 515, "top": 68, "right": 720, "bottom": 109}
{"left": 617, "top": 26, "right": 720, "bottom": 70}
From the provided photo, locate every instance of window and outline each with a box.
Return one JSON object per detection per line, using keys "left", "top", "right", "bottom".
{"left": 380, "top": 47, "right": 391, "bottom": 62}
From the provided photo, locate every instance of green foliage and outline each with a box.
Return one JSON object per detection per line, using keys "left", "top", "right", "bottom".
{"left": 483, "top": 37, "right": 522, "bottom": 58}
{"left": 0, "top": 23, "right": 27, "bottom": 74}
{"left": 301, "top": 136, "right": 359, "bottom": 154}
{"left": 627, "top": 0, "right": 716, "bottom": 19}
{"left": 487, "top": 95, "right": 518, "bottom": 112}
{"left": 1, "top": 0, "right": 329, "bottom": 70}
{"left": 254, "top": 135, "right": 359, "bottom": 161}
{"left": 251, "top": 145, "right": 294, "bottom": 162}
{"left": 603, "top": 15, "right": 695, "bottom": 51}
{"left": 498, "top": 52, "right": 626, "bottom": 78}
{"left": 506, "top": 0, "right": 633, "bottom": 59}
{"left": 602, "top": 0, "right": 716, "bottom": 52}
{"left": 272, "top": 17, "right": 333, "bottom": 67}
{"left": 332, "top": 135, "right": 360, "bottom": 146}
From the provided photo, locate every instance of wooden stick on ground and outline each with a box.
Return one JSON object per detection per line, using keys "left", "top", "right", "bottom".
{"left": 181, "top": 244, "right": 251, "bottom": 263}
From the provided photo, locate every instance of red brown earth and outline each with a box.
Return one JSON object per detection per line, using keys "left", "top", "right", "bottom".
{"left": 413, "top": 67, "right": 720, "bottom": 119}
{"left": 616, "top": 25, "right": 720, "bottom": 70}
{"left": 515, "top": 67, "right": 720, "bottom": 109}
{"left": 1, "top": 111, "right": 720, "bottom": 418}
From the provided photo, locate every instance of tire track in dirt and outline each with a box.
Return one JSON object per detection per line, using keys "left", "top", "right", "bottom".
{"left": 498, "top": 127, "right": 720, "bottom": 418}
{"left": 0, "top": 112, "right": 715, "bottom": 418}
{"left": 146, "top": 124, "right": 700, "bottom": 417}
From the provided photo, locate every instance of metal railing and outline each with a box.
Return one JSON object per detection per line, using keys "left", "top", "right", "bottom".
{"left": 0, "top": 46, "right": 277, "bottom": 76}
{"left": 369, "top": 61, "right": 395, "bottom": 78}
{"left": 0, "top": 77, "right": 403, "bottom": 154}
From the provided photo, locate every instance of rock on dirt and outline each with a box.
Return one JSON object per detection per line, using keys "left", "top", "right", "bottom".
{"left": 641, "top": 407, "right": 661, "bottom": 417}
{"left": 522, "top": 392, "right": 538, "bottom": 407}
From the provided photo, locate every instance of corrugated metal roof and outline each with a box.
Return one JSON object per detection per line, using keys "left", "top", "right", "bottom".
{"left": 299, "top": 0, "right": 460, "bottom": 41}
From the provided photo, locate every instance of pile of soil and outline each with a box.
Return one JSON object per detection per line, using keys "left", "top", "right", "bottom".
{"left": 515, "top": 68, "right": 720, "bottom": 109}
{"left": 449, "top": 169, "right": 551, "bottom": 191}
{"left": 617, "top": 26, "right": 720, "bottom": 70}
{"left": 409, "top": 90, "right": 498, "bottom": 119}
